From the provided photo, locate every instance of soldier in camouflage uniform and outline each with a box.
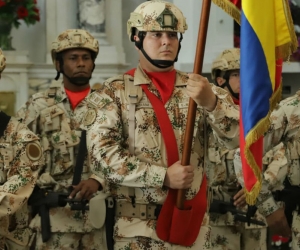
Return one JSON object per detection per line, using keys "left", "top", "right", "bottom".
{"left": 16, "top": 30, "right": 107, "bottom": 250}
{"left": 0, "top": 49, "right": 44, "bottom": 249}
{"left": 240, "top": 88, "right": 300, "bottom": 247}
{"left": 74, "top": 1, "right": 240, "bottom": 249}
{"left": 208, "top": 48, "right": 267, "bottom": 250}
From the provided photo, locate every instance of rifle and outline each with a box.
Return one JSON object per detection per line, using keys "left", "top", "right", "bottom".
{"left": 273, "top": 180, "right": 300, "bottom": 227}
{"left": 209, "top": 199, "right": 266, "bottom": 226}
{"left": 28, "top": 187, "right": 89, "bottom": 242}
{"left": 28, "top": 130, "right": 88, "bottom": 243}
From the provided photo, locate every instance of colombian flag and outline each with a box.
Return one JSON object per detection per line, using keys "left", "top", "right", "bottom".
{"left": 212, "top": 0, "right": 297, "bottom": 204}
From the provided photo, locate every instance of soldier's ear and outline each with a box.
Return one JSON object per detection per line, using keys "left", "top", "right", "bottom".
{"left": 216, "top": 77, "right": 225, "bottom": 87}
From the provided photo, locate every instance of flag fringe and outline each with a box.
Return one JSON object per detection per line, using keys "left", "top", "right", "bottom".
{"left": 211, "top": 0, "right": 241, "bottom": 24}
{"left": 277, "top": 0, "right": 299, "bottom": 60}
{"left": 270, "top": 82, "right": 282, "bottom": 111}
{"left": 244, "top": 84, "right": 282, "bottom": 205}
{"left": 244, "top": 181, "right": 262, "bottom": 205}
{"left": 276, "top": 42, "right": 298, "bottom": 61}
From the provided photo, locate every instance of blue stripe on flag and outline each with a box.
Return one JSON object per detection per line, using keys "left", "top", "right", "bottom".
{"left": 240, "top": 11, "right": 273, "bottom": 137}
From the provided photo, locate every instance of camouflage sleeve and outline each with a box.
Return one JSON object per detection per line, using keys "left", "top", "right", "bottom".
{"left": 0, "top": 119, "right": 43, "bottom": 218}
{"left": 86, "top": 88, "right": 166, "bottom": 189}
{"left": 263, "top": 102, "right": 288, "bottom": 154}
{"left": 15, "top": 96, "right": 41, "bottom": 133}
{"left": 89, "top": 173, "right": 105, "bottom": 190}
{"left": 206, "top": 85, "right": 240, "bottom": 150}
{"left": 233, "top": 148, "right": 244, "bottom": 186}
{"left": 257, "top": 142, "right": 288, "bottom": 217}
{"left": 234, "top": 143, "right": 284, "bottom": 217}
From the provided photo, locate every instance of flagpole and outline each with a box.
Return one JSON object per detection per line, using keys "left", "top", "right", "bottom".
{"left": 176, "top": 0, "right": 212, "bottom": 209}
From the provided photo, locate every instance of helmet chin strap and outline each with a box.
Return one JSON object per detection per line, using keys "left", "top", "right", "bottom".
{"left": 134, "top": 32, "right": 182, "bottom": 69}
{"left": 220, "top": 80, "right": 239, "bottom": 100}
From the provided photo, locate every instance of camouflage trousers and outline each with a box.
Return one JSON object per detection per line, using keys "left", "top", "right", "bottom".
{"left": 210, "top": 226, "right": 267, "bottom": 250}
{"left": 114, "top": 226, "right": 211, "bottom": 250}
{"left": 33, "top": 229, "right": 107, "bottom": 250}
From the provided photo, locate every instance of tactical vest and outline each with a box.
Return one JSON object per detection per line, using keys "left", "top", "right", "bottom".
{"left": 30, "top": 82, "right": 88, "bottom": 190}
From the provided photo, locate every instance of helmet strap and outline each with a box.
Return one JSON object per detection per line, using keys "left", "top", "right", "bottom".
{"left": 134, "top": 32, "right": 183, "bottom": 69}
{"left": 54, "top": 55, "right": 64, "bottom": 80}
{"left": 220, "top": 73, "right": 239, "bottom": 100}
{"left": 54, "top": 72, "right": 60, "bottom": 81}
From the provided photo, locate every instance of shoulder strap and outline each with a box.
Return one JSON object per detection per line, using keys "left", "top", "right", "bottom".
{"left": 45, "top": 81, "right": 60, "bottom": 106}
{"left": 124, "top": 74, "right": 143, "bottom": 105}
{"left": 71, "top": 130, "right": 87, "bottom": 186}
{"left": 124, "top": 70, "right": 143, "bottom": 154}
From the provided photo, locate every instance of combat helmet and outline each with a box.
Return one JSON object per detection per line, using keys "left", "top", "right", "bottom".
{"left": 0, "top": 49, "right": 6, "bottom": 74}
{"left": 51, "top": 29, "right": 99, "bottom": 80}
{"left": 127, "top": 0, "right": 188, "bottom": 68}
{"left": 211, "top": 48, "right": 240, "bottom": 100}
{"left": 211, "top": 48, "right": 240, "bottom": 80}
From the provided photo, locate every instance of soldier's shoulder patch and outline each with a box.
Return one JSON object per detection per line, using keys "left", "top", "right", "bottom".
{"left": 26, "top": 142, "right": 42, "bottom": 161}
{"left": 83, "top": 108, "right": 97, "bottom": 126}
{"left": 86, "top": 91, "right": 113, "bottom": 109}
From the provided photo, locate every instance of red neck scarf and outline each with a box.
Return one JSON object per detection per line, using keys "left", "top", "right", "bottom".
{"left": 144, "top": 70, "right": 176, "bottom": 104}
{"left": 65, "top": 87, "right": 90, "bottom": 110}
{"left": 233, "top": 97, "right": 240, "bottom": 105}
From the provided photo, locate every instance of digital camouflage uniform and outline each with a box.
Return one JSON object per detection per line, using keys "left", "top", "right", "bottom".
{"left": 0, "top": 50, "right": 44, "bottom": 250}
{"left": 207, "top": 49, "right": 267, "bottom": 250}
{"left": 82, "top": 63, "right": 240, "bottom": 249}
{"left": 82, "top": 2, "right": 238, "bottom": 248}
{"left": 252, "top": 90, "right": 300, "bottom": 250}
{"left": 15, "top": 30, "right": 106, "bottom": 250}
{"left": 207, "top": 135, "right": 267, "bottom": 250}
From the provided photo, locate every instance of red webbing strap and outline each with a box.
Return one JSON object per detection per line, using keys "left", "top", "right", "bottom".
{"left": 140, "top": 85, "right": 179, "bottom": 166}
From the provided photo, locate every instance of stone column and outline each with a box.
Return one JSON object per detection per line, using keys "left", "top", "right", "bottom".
{"left": 77, "top": 0, "right": 125, "bottom": 65}
{"left": 45, "top": 0, "right": 78, "bottom": 63}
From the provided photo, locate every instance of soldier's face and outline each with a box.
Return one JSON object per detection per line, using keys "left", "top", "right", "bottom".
{"left": 136, "top": 31, "right": 179, "bottom": 70}
{"left": 61, "top": 49, "right": 94, "bottom": 77}
{"left": 228, "top": 70, "right": 240, "bottom": 94}
{"left": 58, "top": 48, "right": 94, "bottom": 88}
